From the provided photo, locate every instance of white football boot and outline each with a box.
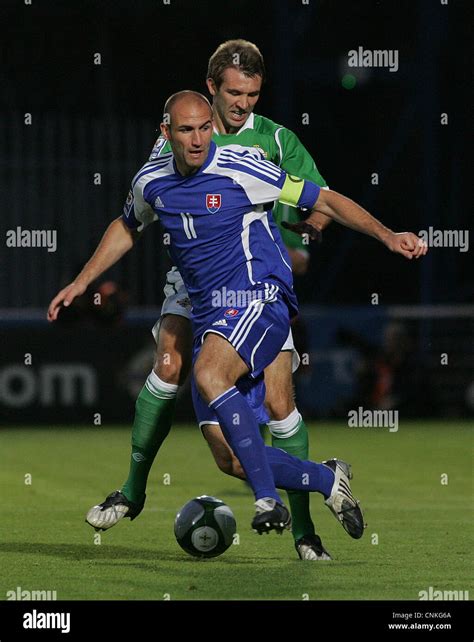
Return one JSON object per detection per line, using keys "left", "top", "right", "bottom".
{"left": 251, "top": 497, "right": 292, "bottom": 534}
{"left": 295, "top": 533, "right": 332, "bottom": 560}
{"left": 85, "top": 490, "right": 145, "bottom": 532}
{"left": 322, "top": 459, "right": 365, "bottom": 539}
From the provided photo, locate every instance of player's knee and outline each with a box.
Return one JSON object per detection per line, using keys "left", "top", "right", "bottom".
{"left": 194, "top": 365, "right": 230, "bottom": 403}
{"left": 266, "top": 393, "right": 295, "bottom": 421}
{"left": 154, "top": 315, "right": 192, "bottom": 385}
{"left": 153, "top": 338, "right": 191, "bottom": 386}
{"left": 194, "top": 365, "right": 211, "bottom": 401}
{"left": 154, "top": 349, "right": 190, "bottom": 385}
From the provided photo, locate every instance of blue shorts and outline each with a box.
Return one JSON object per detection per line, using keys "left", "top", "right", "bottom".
{"left": 194, "top": 287, "right": 291, "bottom": 378}
{"left": 191, "top": 287, "right": 291, "bottom": 428}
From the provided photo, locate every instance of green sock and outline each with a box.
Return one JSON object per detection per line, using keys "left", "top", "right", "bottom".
{"left": 121, "top": 383, "right": 176, "bottom": 505}
{"left": 271, "top": 417, "right": 315, "bottom": 542}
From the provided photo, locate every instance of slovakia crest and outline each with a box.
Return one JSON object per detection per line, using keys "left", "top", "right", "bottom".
{"left": 206, "top": 193, "right": 221, "bottom": 213}
{"left": 224, "top": 308, "right": 239, "bottom": 318}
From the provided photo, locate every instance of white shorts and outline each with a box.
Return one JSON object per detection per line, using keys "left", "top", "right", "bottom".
{"left": 152, "top": 267, "right": 300, "bottom": 373}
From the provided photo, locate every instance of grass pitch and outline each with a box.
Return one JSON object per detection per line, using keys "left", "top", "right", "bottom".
{"left": 0, "top": 422, "right": 472, "bottom": 601}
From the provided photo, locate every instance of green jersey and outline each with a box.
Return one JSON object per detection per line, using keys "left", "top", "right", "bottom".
{"left": 149, "top": 112, "right": 327, "bottom": 252}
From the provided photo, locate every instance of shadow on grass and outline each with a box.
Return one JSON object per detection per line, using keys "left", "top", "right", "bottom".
{"left": 0, "top": 542, "right": 270, "bottom": 565}
{"left": 214, "top": 486, "right": 252, "bottom": 498}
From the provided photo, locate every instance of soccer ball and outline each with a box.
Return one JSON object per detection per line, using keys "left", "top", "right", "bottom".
{"left": 174, "top": 495, "right": 236, "bottom": 558}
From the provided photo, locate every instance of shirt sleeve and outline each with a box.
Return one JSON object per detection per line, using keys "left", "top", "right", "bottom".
{"left": 218, "top": 147, "right": 287, "bottom": 204}
{"left": 122, "top": 174, "right": 158, "bottom": 232}
{"left": 271, "top": 127, "right": 327, "bottom": 251}
{"left": 229, "top": 149, "right": 320, "bottom": 210}
{"left": 276, "top": 127, "right": 327, "bottom": 187}
{"left": 278, "top": 173, "right": 320, "bottom": 210}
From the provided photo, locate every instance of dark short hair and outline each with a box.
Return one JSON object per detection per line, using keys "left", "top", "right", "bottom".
{"left": 207, "top": 39, "right": 265, "bottom": 87}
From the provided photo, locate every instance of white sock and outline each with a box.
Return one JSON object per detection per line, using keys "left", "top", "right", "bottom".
{"left": 145, "top": 370, "right": 178, "bottom": 400}
{"left": 268, "top": 408, "right": 301, "bottom": 439}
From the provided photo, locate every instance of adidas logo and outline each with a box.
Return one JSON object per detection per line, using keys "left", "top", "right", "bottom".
{"left": 212, "top": 319, "right": 228, "bottom": 326}
{"left": 154, "top": 196, "right": 164, "bottom": 208}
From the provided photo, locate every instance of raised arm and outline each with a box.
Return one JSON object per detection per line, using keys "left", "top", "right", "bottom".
{"left": 47, "top": 216, "right": 138, "bottom": 321}
{"left": 280, "top": 184, "right": 428, "bottom": 260}
{"left": 308, "top": 189, "right": 427, "bottom": 259}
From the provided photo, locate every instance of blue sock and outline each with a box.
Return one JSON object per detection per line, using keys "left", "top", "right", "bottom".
{"left": 265, "top": 446, "right": 335, "bottom": 498}
{"left": 209, "top": 387, "right": 281, "bottom": 503}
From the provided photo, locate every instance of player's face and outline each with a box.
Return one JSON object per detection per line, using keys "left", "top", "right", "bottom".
{"left": 161, "top": 102, "right": 213, "bottom": 175}
{"left": 207, "top": 67, "right": 262, "bottom": 133}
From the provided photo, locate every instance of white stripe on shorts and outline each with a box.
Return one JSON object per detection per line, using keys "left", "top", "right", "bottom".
{"left": 229, "top": 299, "right": 264, "bottom": 348}
{"left": 233, "top": 302, "right": 266, "bottom": 352}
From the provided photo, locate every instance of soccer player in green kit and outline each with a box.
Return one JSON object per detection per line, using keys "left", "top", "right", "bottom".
{"left": 72, "top": 40, "right": 335, "bottom": 560}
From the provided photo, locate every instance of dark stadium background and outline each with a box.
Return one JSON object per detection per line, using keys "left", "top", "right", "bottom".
{"left": 1, "top": 0, "right": 472, "bottom": 423}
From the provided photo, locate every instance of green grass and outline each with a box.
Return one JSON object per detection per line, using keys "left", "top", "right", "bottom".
{"left": 0, "top": 422, "right": 472, "bottom": 601}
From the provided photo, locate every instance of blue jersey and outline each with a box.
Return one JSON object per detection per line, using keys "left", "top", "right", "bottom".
{"left": 122, "top": 141, "right": 320, "bottom": 336}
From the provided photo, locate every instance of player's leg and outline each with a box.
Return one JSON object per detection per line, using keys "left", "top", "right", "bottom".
{"left": 120, "top": 312, "right": 192, "bottom": 503}
{"left": 264, "top": 347, "right": 331, "bottom": 559}
{"left": 194, "top": 295, "right": 364, "bottom": 537}
{"left": 200, "top": 420, "right": 364, "bottom": 541}
{"left": 201, "top": 424, "right": 245, "bottom": 479}
{"left": 86, "top": 270, "right": 193, "bottom": 531}
{"left": 86, "top": 313, "right": 192, "bottom": 531}
{"left": 194, "top": 332, "right": 291, "bottom": 534}
{"left": 192, "top": 376, "right": 257, "bottom": 481}
{"left": 193, "top": 344, "right": 363, "bottom": 537}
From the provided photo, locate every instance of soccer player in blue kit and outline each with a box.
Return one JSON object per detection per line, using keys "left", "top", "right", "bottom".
{"left": 49, "top": 91, "right": 427, "bottom": 534}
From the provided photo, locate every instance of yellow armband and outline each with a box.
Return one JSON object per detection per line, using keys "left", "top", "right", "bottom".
{"left": 279, "top": 174, "right": 305, "bottom": 207}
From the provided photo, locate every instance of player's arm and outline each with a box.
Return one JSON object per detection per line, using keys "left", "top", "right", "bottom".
{"left": 47, "top": 217, "right": 138, "bottom": 321}
{"left": 48, "top": 172, "right": 157, "bottom": 321}
{"left": 276, "top": 175, "right": 427, "bottom": 259}
{"left": 308, "top": 189, "right": 428, "bottom": 259}
{"left": 245, "top": 156, "right": 425, "bottom": 259}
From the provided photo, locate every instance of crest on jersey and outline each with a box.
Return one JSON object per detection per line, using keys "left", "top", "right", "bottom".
{"left": 206, "top": 194, "right": 221, "bottom": 213}
{"left": 123, "top": 190, "right": 134, "bottom": 217}
{"left": 177, "top": 297, "right": 192, "bottom": 311}
{"left": 224, "top": 308, "right": 239, "bottom": 318}
{"left": 148, "top": 137, "right": 167, "bottom": 160}
{"left": 253, "top": 144, "right": 268, "bottom": 159}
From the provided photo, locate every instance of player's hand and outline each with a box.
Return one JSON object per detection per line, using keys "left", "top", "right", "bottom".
{"left": 384, "top": 232, "right": 428, "bottom": 260}
{"left": 281, "top": 220, "right": 322, "bottom": 243}
{"left": 47, "top": 281, "right": 87, "bottom": 322}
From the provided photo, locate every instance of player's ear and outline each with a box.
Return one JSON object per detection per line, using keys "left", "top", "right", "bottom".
{"left": 160, "top": 122, "right": 171, "bottom": 140}
{"left": 206, "top": 78, "right": 217, "bottom": 97}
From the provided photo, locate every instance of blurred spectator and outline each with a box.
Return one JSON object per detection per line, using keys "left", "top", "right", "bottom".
{"left": 55, "top": 276, "right": 129, "bottom": 328}
{"left": 335, "top": 322, "right": 435, "bottom": 416}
